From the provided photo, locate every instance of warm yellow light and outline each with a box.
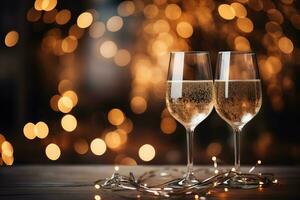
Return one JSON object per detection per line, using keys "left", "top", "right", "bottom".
{"left": 105, "top": 131, "right": 122, "bottom": 149}
{"left": 108, "top": 109, "right": 125, "bottom": 126}
{"left": 94, "top": 195, "right": 101, "bottom": 200}
{"left": 151, "top": 39, "right": 168, "bottom": 56}
{"left": 35, "top": 121, "right": 49, "bottom": 139}
{"left": 117, "top": 1, "right": 135, "bottom": 17}
{"left": 63, "top": 90, "right": 78, "bottom": 107}
{"left": 23, "top": 122, "right": 36, "bottom": 140}
{"left": 130, "top": 96, "right": 147, "bottom": 114}
{"left": 56, "top": 9, "right": 71, "bottom": 25}
{"left": 90, "top": 138, "right": 107, "bottom": 156}
{"left": 176, "top": 22, "right": 193, "bottom": 38}
{"left": 143, "top": 4, "right": 159, "bottom": 19}
{"left": 153, "top": 19, "right": 170, "bottom": 33}
{"left": 74, "top": 139, "right": 89, "bottom": 155}
{"left": 61, "top": 36, "right": 78, "bottom": 53}
{"left": 34, "top": 0, "right": 43, "bottom": 11}
{"left": 231, "top": 3, "right": 247, "bottom": 18}
{"left": 58, "top": 96, "right": 73, "bottom": 113}
{"left": 61, "top": 114, "right": 77, "bottom": 132}
{"left": 165, "top": 4, "right": 181, "bottom": 20}
{"left": 106, "top": 16, "right": 123, "bottom": 32}
{"left": 234, "top": 36, "right": 251, "bottom": 51}
{"left": 58, "top": 79, "right": 73, "bottom": 94}
{"left": 40, "top": 0, "right": 57, "bottom": 11}
{"left": 27, "top": 7, "right": 42, "bottom": 22}
{"left": 1, "top": 141, "right": 13, "bottom": 157}
{"left": 5, "top": 31, "right": 19, "bottom": 47}
{"left": 77, "top": 12, "right": 93, "bottom": 28}
{"left": 160, "top": 117, "right": 177, "bottom": 134}
{"left": 114, "top": 49, "right": 131, "bottom": 67}
{"left": 89, "top": 21, "right": 106, "bottom": 39}
{"left": 236, "top": 17, "right": 253, "bottom": 33}
{"left": 99, "top": 41, "right": 118, "bottom": 58}
{"left": 218, "top": 4, "right": 235, "bottom": 20}
{"left": 278, "top": 36, "right": 294, "bottom": 54}
{"left": 45, "top": 143, "right": 61, "bottom": 160}
{"left": 2, "top": 154, "right": 14, "bottom": 166}
{"left": 138, "top": 144, "right": 155, "bottom": 162}
{"left": 117, "top": 118, "right": 133, "bottom": 134}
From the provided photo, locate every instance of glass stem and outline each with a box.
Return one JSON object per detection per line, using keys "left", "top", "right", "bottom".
{"left": 233, "top": 127, "right": 242, "bottom": 173}
{"left": 186, "top": 127, "right": 194, "bottom": 180}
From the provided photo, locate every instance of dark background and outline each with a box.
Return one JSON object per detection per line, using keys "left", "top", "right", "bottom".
{"left": 0, "top": 0, "right": 299, "bottom": 166}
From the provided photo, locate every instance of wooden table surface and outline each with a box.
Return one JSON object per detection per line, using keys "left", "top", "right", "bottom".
{"left": 0, "top": 165, "right": 299, "bottom": 200}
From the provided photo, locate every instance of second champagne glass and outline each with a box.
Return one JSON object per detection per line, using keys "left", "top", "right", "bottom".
{"left": 166, "top": 51, "right": 214, "bottom": 186}
{"left": 214, "top": 51, "right": 262, "bottom": 188}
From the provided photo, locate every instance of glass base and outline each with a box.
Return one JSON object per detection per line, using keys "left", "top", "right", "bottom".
{"left": 223, "top": 173, "right": 265, "bottom": 189}
{"left": 167, "top": 174, "right": 200, "bottom": 189}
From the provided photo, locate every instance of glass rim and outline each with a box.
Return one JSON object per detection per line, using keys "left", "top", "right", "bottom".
{"left": 218, "top": 51, "right": 256, "bottom": 55}
{"left": 170, "top": 51, "right": 210, "bottom": 54}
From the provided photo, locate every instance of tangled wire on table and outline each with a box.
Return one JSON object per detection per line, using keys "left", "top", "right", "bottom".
{"left": 94, "top": 168, "right": 277, "bottom": 199}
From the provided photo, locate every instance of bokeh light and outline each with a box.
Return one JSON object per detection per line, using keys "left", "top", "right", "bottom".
{"left": 45, "top": 143, "right": 61, "bottom": 161}
{"left": 138, "top": 144, "right": 155, "bottom": 162}
{"left": 99, "top": 41, "right": 118, "bottom": 58}
{"left": 35, "top": 121, "right": 49, "bottom": 139}
{"left": 165, "top": 4, "right": 181, "bottom": 20}
{"left": 176, "top": 22, "right": 193, "bottom": 39}
{"left": 130, "top": 96, "right": 147, "bottom": 114}
{"left": 56, "top": 9, "right": 71, "bottom": 25}
{"left": 90, "top": 138, "right": 106, "bottom": 156}
{"left": 62, "top": 36, "right": 78, "bottom": 53}
{"left": 236, "top": 18, "right": 254, "bottom": 33}
{"left": 58, "top": 96, "right": 73, "bottom": 113}
{"left": 218, "top": 4, "right": 235, "bottom": 20}
{"left": 105, "top": 131, "right": 122, "bottom": 149}
{"left": 77, "top": 12, "right": 93, "bottom": 28}
{"left": 23, "top": 122, "right": 36, "bottom": 140}
{"left": 160, "top": 117, "right": 177, "bottom": 134}
{"left": 230, "top": 2, "right": 247, "bottom": 18}
{"left": 106, "top": 16, "right": 123, "bottom": 32}
{"left": 89, "top": 21, "right": 106, "bottom": 39}
{"left": 4, "top": 31, "right": 19, "bottom": 47}
{"left": 278, "top": 36, "right": 294, "bottom": 54}
{"left": 117, "top": 1, "right": 135, "bottom": 17}
{"left": 74, "top": 139, "right": 89, "bottom": 155}
{"left": 27, "top": 7, "right": 41, "bottom": 22}
{"left": 117, "top": 118, "right": 133, "bottom": 134}
{"left": 114, "top": 49, "right": 131, "bottom": 67}
{"left": 58, "top": 79, "right": 73, "bottom": 94}
{"left": 61, "top": 114, "right": 77, "bottom": 132}
{"left": 108, "top": 109, "right": 125, "bottom": 126}
{"left": 63, "top": 90, "right": 78, "bottom": 107}
{"left": 143, "top": 4, "right": 159, "bottom": 19}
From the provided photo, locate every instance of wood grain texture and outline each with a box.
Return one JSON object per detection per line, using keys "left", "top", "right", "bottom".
{"left": 0, "top": 166, "right": 299, "bottom": 200}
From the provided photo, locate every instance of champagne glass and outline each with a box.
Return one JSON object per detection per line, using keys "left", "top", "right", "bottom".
{"left": 166, "top": 51, "right": 214, "bottom": 186}
{"left": 214, "top": 51, "right": 262, "bottom": 188}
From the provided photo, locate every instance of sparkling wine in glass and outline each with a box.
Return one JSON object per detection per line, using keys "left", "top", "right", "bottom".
{"left": 214, "top": 51, "right": 262, "bottom": 188}
{"left": 166, "top": 51, "right": 214, "bottom": 186}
